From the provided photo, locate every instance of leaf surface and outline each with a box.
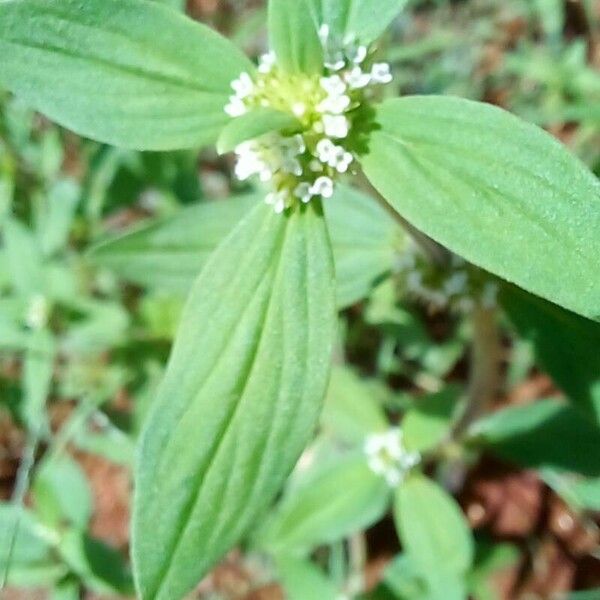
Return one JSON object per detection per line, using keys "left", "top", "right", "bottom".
{"left": 133, "top": 202, "right": 336, "bottom": 600}
{"left": 269, "top": 0, "right": 324, "bottom": 74}
{"left": 361, "top": 96, "right": 600, "bottom": 320}
{"left": 0, "top": 0, "right": 252, "bottom": 150}
{"left": 500, "top": 285, "right": 600, "bottom": 422}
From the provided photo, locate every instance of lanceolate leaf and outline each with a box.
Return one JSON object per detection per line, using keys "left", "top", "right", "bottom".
{"left": 500, "top": 285, "right": 600, "bottom": 423}
{"left": 394, "top": 474, "right": 474, "bottom": 580}
{"left": 89, "top": 195, "right": 259, "bottom": 294}
{"left": 257, "top": 454, "right": 390, "bottom": 556}
{"left": 361, "top": 96, "right": 600, "bottom": 320}
{"left": 471, "top": 400, "right": 600, "bottom": 476}
{"left": 133, "top": 202, "right": 336, "bottom": 600}
{"left": 0, "top": 0, "right": 253, "bottom": 150}
{"left": 89, "top": 186, "right": 399, "bottom": 308}
{"left": 269, "top": 0, "right": 324, "bottom": 75}
{"left": 314, "top": 0, "right": 407, "bottom": 45}
{"left": 217, "top": 108, "right": 300, "bottom": 155}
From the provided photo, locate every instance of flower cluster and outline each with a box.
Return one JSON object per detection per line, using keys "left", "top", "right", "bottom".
{"left": 224, "top": 26, "right": 392, "bottom": 213}
{"left": 364, "top": 428, "right": 421, "bottom": 487}
{"left": 397, "top": 243, "right": 500, "bottom": 313}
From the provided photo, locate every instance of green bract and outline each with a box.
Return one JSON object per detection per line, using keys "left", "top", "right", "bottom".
{"left": 1, "top": 0, "right": 599, "bottom": 598}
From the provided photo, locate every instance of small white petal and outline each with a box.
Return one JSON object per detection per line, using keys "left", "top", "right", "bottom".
{"left": 231, "top": 72, "right": 254, "bottom": 98}
{"left": 319, "top": 24, "right": 330, "bottom": 43}
{"left": 353, "top": 45, "right": 368, "bottom": 64}
{"left": 320, "top": 75, "right": 347, "bottom": 97}
{"left": 371, "top": 62, "right": 393, "bottom": 84}
{"left": 294, "top": 182, "right": 313, "bottom": 203}
{"left": 258, "top": 51, "right": 276, "bottom": 73}
{"left": 224, "top": 96, "right": 247, "bottom": 117}
{"left": 325, "top": 57, "right": 346, "bottom": 72}
{"left": 316, "top": 138, "right": 335, "bottom": 162}
{"left": 318, "top": 94, "right": 351, "bottom": 115}
{"left": 345, "top": 66, "right": 371, "bottom": 89}
{"left": 282, "top": 157, "right": 302, "bottom": 176}
{"left": 311, "top": 176, "right": 335, "bottom": 199}
{"left": 323, "top": 114, "right": 350, "bottom": 139}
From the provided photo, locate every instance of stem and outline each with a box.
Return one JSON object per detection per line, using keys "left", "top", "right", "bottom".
{"left": 453, "top": 306, "right": 501, "bottom": 439}
{"left": 1, "top": 429, "right": 40, "bottom": 589}
{"left": 346, "top": 533, "right": 367, "bottom": 596}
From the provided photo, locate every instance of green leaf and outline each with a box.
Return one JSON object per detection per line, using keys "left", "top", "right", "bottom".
{"left": 471, "top": 400, "right": 600, "bottom": 476}
{"left": 327, "top": 185, "right": 399, "bottom": 309}
{"left": 89, "top": 185, "right": 398, "bottom": 308}
{"left": 361, "top": 96, "right": 600, "bottom": 321}
{"left": 217, "top": 108, "right": 300, "bottom": 155}
{"left": 33, "top": 456, "right": 92, "bottom": 529}
{"left": 500, "top": 285, "right": 600, "bottom": 423}
{"left": 0, "top": 503, "right": 53, "bottom": 573}
{"left": 58, "top": 531, "right": 134, "bottom": 595}
{"left": 276, "top": 557, "right": 339, "bottom": 600}
{"left": 394, "top": 475, "right": 474, "bottom": 581}
{"left": 542, "top": 469, "right": 600, "bottom": 512}
{"left": 89, "top": 195, "right": 258, "bottom": 293}
{"left": 269, "top": 0, "right": 324, "bottom": 74}
{"left": 133, "top": 202, "right": 336, "bottom": 600}
{"left": 257, "top": 454, "right": 389, "bottom": 555}
{"left": 2, "top": 217, "right": 44, "bottom": 296}
{"left": 36, "top": 179, "right": 80, "bottom": 257}
{"left": 321, "top": 366, "right": 388, "bottom": 444}
{"left": 402, "top": 387, "right": 461, "bottom": 453}
{"left": 0, "top": 0, "right": 253, "bottom": 151}
{"left": 315, "top": 0, "right": 407, "bottom": 45}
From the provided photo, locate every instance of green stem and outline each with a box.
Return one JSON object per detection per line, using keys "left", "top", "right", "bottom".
{"left": 453, "top": 306, "right": 501, "bottom": 439}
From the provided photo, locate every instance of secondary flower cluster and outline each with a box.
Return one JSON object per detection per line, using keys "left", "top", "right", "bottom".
{"left": 364, "top": 428, "right": 421, "bottom": 487}
{"left": 225, "top": 27, "right": 392, "bottom": 213}
{"left": 397, "top": 243, "right": 500, "bottom": 313}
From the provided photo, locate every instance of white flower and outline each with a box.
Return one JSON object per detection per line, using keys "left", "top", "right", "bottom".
{"left": 325, "top": 54, "right": 346, "bottom": 72}
{"left": 318, "top": 24, "right": 330, "bottom": 44}
{"left": 281, "top": 157, "right": 302, "bottom": 176}
{"left": 310, "top": 176, "right": 335, "bottom": 199}
{"left": 234, "top": 142, "right": 263, "bottom": 180}
{"left": 265, "top": 191, "right": 288, "bottom": 214}
{"left": 364, "top": 428, "right": 421, "bottom": 488}
{"left": 231, "top": 72, "right": 254, "bottom": 98}
{"left": 294, "top": 182, "right": 314, "bottom": 203}
{"left": 258, "top": 51, "right": 276, "bottom": 74}
{"left": 224, "top": 96, "right": 247, "bottom": 117}
{"left": 329, "top": 146, "right": 353, "bottom": 173}
{"left": 345, "top": 66, "right": 371, "bottom": 89}
{"left": 318, "top": 94, "right": 351, "bottom": 115}
{"left": 353, "top": 45, "right": 368, "bottom": 64}
{"left": 320, "top": 75, "right": 347, "bottom": 97}
{"left": 371, "top": 62, "right": 393, "bottom": 84}
{"left": 281, "top": 134, "right": 306, "bottom": 156}
{"left": 316, "top": 138, "right": 336, "bottom": 163}
{"left": 323, "top": 114, "right": 350, "bottom": 139}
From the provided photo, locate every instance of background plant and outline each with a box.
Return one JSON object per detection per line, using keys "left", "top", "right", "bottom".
{"left": 0, "top": 1, "right": 599, "bottom": 599}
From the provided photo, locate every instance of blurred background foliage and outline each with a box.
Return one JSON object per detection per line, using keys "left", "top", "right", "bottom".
{"left": 0, "top": 0, "right": 599, "bottom": 598}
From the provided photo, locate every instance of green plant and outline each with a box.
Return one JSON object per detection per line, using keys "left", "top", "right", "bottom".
{"left": 0, "top": 1, "right": 599, "bottom": 599}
